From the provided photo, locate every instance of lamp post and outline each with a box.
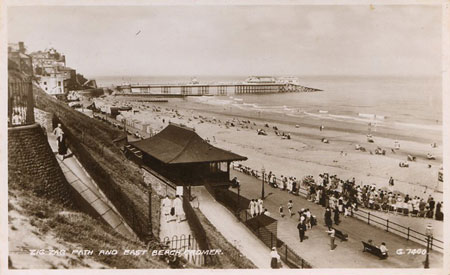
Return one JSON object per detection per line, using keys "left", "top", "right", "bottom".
{"left": 261, "top": 166, "right": 265, "bottom": 200}
{"left": 424, "top": 224, "right": 433, "bottom": 268}
{"left": 147, "top": 183, "right": 153, "bottom": 243}
{"left": 237, "top": 183, "right": 241, "bottom": 221}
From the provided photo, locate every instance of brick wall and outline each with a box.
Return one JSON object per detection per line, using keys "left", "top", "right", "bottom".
{"left": 8, "top": 123, "right": 71, "bottom": 205}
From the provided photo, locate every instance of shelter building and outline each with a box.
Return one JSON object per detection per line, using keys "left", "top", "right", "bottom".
{"left": 125, "top": 123, "right": 247, "bottom": 187}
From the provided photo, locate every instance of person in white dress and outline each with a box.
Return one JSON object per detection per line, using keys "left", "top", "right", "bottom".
{"left": 250, "top": 199, "right": 256, "bottom": 217}
{"left": 162, "top": 195, "right": 172, "bottom": 222}
{"left": 255, "top": 200, "right": 260, "bottom": 216}
{"left": 258, "top": 199, "right": 264, "bottom": 215}
{"left": 173, "top": 195, "right": 185, "bottom": 223}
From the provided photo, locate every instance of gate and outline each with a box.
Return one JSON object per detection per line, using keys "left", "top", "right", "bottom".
{"left": 162, "top": 234, "right": 205, "bottom": 266}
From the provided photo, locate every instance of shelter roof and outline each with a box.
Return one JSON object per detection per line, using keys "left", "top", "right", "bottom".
{"left": 130, "top": 123, "right": 247, "bottom": 164}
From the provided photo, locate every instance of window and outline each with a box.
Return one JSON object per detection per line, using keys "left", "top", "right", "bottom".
{"left": 44, "top": 81, "right": 47, "bottom": 85}
{"left": 58, "top": 81, "right": 61, "bottom": 86}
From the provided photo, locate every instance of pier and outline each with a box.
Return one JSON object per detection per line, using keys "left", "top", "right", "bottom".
{"left": 116, "top": 81, "right": 321, "bottom": 96}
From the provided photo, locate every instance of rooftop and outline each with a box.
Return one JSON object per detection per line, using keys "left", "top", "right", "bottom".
{"left": 130, "top": 123, "right": 247, "bottom": 164}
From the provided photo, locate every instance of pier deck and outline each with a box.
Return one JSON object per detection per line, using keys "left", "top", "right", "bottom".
{"left": 116, "top": 82, "right": 321, "bottom": 96}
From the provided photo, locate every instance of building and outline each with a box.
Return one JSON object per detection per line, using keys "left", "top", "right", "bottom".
{"left": 30, "top": 48, "right": 78, "bottom": 94}
{"left": 8, "top": 42, "right": 33, "bottom": 76}
{"left": 30, "top": 48, "right": 66, "bottom": 74}
{"left": 125, "top": 123, "right": 247, "bottom": 186}
{"left": 37, "top": 74, "right": 68, "bottom": 95}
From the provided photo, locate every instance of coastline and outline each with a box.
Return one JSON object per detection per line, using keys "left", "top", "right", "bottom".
{"left": 93, "top": 94, "right": 443, "bottom": 203}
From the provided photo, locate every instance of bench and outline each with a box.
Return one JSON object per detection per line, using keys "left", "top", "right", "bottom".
{"left": 334, "top": 228, "right": 348, "bottom": 241}
{"left": 362, "top": 241, "right": 388, "bottom": 259}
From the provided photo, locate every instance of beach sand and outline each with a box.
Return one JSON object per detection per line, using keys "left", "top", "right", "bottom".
{"left": 95, "top": 95, "right": 443, "bottom": 202}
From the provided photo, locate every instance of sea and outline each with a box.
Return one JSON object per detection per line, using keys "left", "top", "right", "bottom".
{"left": 95, "top": 75, "right": 442, "bottom": 133}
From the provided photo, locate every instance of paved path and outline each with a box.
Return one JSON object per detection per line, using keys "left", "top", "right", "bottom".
{"left": 159, "top": 200, "right": 192, "bottom": 241}
{"left": 191, "top": 186, "right": 287, "bottom": 269}
{"left": 230, "top": 169, "right": 443, "bottom": 268}
{"left": 47, "top": 134, "right": 137, "bottom": 239}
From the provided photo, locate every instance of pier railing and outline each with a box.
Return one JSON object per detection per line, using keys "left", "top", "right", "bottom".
{"left": 231, "top": 164, "right": 443, "bottom": 252}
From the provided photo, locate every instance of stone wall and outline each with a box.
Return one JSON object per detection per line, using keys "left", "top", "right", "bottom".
{"left": 8, "top": 123, "right": 71, "bottom": 205}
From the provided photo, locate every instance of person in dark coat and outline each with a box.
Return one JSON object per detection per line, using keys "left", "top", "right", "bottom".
{"left": 57, "top": 132, "right": 68, "bottom": 158}
{"left": 324, "top": 207, "right": 333, "bottom": 230}
{"left": 297, "top": 221, "right": 306, "bottom": 242}
{"left": 333, "top": 206, "right": 340, "bottom": 225}
{"left": 270, "top": 247, "right": 280, "bottom": 268}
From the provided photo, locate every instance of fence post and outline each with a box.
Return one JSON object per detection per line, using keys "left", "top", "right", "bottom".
{"left": 431, "top": 237, "right": 433, "bottom": 251}
{"left": 285, "top": 245, "right": 287, "bottom": 263}
{"left": 407, "top": 227, "right": 410, "bottom": 241}
{"left": 367, "top": 212, "right": 370, "bottom": 224}
{"left": 386, "top": 219, "right": 389, "bottom": 232}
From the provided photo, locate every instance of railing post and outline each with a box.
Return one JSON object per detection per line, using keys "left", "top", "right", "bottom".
{"left": 407, "top": 227, "right": 410, "bottom": 241}
{"left": 367, "top": 212, "right": 370, "bottom": 224}
{"left": 285, "top": 245, "right": 288, "bottom": 263}
{"left": 386, "top": 219, "right": 389, "bottom": 232}
{"left": 431, "top": 237, "right": 433, "bottom": 251}
{"left": 271, "top": 232, "right": 273, "bottom": 248}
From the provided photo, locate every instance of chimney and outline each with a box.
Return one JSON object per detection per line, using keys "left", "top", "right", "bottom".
{"left": 18, "top": 42, "right": 25, "bottom": 53}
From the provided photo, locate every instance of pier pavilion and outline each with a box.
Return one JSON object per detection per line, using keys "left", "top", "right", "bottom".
{"left": 125, "top": 123, "right": 247, "bottom": 187}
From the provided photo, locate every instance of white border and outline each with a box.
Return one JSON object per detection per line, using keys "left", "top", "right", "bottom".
{"left": 0, "top": 1, "right": 448, "bottom": 275}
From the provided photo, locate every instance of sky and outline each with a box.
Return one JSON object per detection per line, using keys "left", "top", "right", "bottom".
{"left": 7, "top": 5, "right": 442, "bottom": 78}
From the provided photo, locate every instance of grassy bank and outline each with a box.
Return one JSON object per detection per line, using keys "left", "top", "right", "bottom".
{"left": 8, "top": 163, "right": 168, "bottom": 269}
{"left": 33, "top": 85, "right": 160, "bottom": 240}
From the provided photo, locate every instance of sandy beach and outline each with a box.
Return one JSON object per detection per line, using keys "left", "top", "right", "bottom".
{"left": 91, "top": 94, "right": 443, "bottom": 204}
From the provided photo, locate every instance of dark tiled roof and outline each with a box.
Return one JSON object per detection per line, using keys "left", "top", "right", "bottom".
{"left": 131, "top": 124, "right": 247, "bottom": 164}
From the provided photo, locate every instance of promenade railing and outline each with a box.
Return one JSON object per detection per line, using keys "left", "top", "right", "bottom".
{"left": 238, "top": 210, "right": 312, "bottom": 269}
{"left": 232, "top": 164, "right": 443, "bottom": 252}
{"left": 205, "top": 181, "right": 312, "bottom": 268}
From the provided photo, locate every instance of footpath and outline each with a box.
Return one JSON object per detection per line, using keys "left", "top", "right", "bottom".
{"left": 191, "top": 186, "right": 287, "bottom": 269}
{"left": 47, "top": 133, "right": 136, "bottom": 239}
{"left": 230, "top": 170, "right": 443, "bottom": 268}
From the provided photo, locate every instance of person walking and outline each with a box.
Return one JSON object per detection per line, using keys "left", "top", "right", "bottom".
{"left": 279, "top": 205, "right": 285, "bottom": 218}
{"left": 250, "top": 199, "right": 256, "bottom": 217}
{"left": 297, "top": 221, "right": 306, "bottom": 242}
{"left": 389, "top": 177, "right": 394, "bottom": 187}
{"left": 324, "top": 207, "right": 333, "bottom": 230}
{"left": 57, "top": 131, "right": 68, "bottom": 160}
{"left": 162, "top": 195, "right": 172, "bottom": 222}
{"left": 258, "top": 198, "right": 264, "bottom": 215}
{"left": 173, "top": 195, "right": 184, "bottom": 223}
{"left": 270, "top": 247, "right": 281, "bottom": 268}
{"left": 333, "top": 206, "right": 340, "bottom": 225}
{"left": 325, "top": 227, "right": 336, "bottom": 251}
{"left": 287, "top": 200, "right": 294, "bottom": 217}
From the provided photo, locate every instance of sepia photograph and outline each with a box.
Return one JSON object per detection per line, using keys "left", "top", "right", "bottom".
{"left": 1, "top": 0, "right": 447, "bottom": 273}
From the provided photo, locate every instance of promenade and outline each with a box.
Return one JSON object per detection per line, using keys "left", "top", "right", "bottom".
{"left": 191, "top": 186, "right": 287, "bottom": 269}
{"left": 230, "top": 170, "right": 443, "bottom": 268}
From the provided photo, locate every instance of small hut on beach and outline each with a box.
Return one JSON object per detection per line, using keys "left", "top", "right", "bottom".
{"left": 126, "top": 123, "right": 247, "bottom": 187}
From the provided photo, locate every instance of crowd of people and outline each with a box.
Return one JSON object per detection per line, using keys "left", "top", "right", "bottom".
{"left": 234, "top": 164, "right": 444, "bottom": 221}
